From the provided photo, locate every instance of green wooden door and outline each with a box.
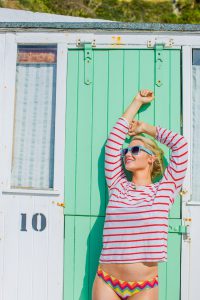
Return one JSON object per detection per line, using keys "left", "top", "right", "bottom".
{"left": 63, "top": 47, "right": 182, "bottom": 300}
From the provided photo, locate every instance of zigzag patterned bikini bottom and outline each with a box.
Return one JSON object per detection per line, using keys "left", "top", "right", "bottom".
{"left": 97, "top": 264, "right": 159, "bottom": 299}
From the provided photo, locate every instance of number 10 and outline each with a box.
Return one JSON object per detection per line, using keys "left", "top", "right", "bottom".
{"left": 20, "top": 213, "right": 46, "bottom": 231}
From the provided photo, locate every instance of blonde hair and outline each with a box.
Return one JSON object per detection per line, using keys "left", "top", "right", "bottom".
{"left": 129, "top": 134, "right": 165, "bottom": 181}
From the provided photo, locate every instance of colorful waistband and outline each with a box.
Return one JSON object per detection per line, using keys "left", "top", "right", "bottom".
{"left": 97, "top": 264, "right": 158, "bottom": 299}
{"left": 97, "top": 264, "right": 158, "bottom": 284}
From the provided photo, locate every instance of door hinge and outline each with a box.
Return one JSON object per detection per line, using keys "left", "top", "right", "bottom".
{"left": 155, "top": 43, "right": 164, "bottom": 87}
{"left": 168, "top": 218, "right": 191, "bottom": 241}
{"left": 76, "top": 39, "right": 96, "bottom": 48}
{"left": 147, "top": 39, "right": 174, "bottom": 88}
{"left": 147, "top": 39, "right": 174, "bottom": 48}
{"left": 83, "top": 42, "right": 93, "bottom": 85}
{"left": 76, "top": 39, "right": 96, "bottom": 85}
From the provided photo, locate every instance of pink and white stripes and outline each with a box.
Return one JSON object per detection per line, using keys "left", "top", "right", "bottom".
{"left": 99, "top": 117, "right": 188, "bottom": 263}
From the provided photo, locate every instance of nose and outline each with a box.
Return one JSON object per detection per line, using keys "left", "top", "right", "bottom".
{"left": 126, "top": 152, "right": 132, "bottom": 157}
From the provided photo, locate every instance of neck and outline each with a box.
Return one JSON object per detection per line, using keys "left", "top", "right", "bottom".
{"left": 132, "top": 171, "right": 152, "bottom": 186}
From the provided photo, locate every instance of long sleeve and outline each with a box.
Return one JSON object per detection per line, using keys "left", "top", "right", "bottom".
{"left": 155, "top": 125, "right": 189, "bottom": 206}
{"left": 105, "top": 116, "right": 130, "bottom": 190}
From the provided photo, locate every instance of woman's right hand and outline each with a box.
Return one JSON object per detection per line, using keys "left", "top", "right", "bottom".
{"left": 128, "top": 119, "right": 146, "bottom": 136}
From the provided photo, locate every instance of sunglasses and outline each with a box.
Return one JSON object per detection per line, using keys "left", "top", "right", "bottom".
{"left": 120, "top": 145, "right": 154, "bottom": 157}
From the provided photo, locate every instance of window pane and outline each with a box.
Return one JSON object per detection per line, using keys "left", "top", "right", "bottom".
{"left": 11, "top": 45, "right": 57, "bottom": 189}
{"left": 192, "top": 49, "right": 200, "bottom": 200}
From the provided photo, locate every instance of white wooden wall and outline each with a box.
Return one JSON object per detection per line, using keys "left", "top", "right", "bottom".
{"left": 0, "top": 33, "right": 66, "bottom": 300}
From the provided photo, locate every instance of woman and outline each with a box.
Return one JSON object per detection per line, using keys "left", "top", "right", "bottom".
{"left": 92, "top": 89, "right": 189, "bottom": 300}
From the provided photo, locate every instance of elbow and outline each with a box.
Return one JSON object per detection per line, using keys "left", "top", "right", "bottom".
{"left": 182, "top": 136, "right": 189, "bottom": 153}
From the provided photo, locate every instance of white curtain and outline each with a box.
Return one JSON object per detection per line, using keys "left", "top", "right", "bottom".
{"left": 192, "top": 65, "right": 200, "bottom": 201}
{"left": 11, "top": 63, "right": 56, "bottom": 189}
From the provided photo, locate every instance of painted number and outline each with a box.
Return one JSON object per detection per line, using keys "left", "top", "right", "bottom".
{"left": 20, "top": 213, "right": 47, "bottom": 232}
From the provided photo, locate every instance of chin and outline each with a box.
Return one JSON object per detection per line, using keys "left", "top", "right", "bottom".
{"left": 125, "top": 166, "right": 136, "bottom": 172}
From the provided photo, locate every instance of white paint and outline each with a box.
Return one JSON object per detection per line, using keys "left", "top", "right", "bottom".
{"left": 9, "top": 31, "right": 200, "bottom": 48}
{"left": 182, "top": 46, "right": 192, "bottom": 300}
{"left": 0, "top": 32, "right": 5, "bottom": 300}
{"left": 185, "top": 207, "right": 200, "bottom": 300}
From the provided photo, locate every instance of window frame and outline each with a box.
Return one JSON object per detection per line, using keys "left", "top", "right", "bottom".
{"left": 0, "top": 33, "right": 67, "bottom": 197}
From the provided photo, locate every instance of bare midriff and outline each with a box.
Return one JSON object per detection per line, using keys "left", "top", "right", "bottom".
{"left": 99, "top": 262, "right": 158, "bottom": 282}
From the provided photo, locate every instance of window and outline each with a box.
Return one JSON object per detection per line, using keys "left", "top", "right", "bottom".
{"left": 11, "top": 45, "right": 57, "bottom": 189}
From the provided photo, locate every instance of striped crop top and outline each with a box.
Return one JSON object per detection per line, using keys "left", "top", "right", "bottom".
{"left": 99, "top": 117, "right": 189, "bottom": 264}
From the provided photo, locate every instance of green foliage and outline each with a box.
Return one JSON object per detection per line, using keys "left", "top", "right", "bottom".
{"left": 176, "top": 0, "right": 200, "bottom": 23}
{"left": 93, "top": 0, "right": 177, "bottom": 22}
{"left": 19, "top": 0, "right": 52, "bottom": 12}
{"left": 1, "top": 0, "right": 200, "bottom": 23}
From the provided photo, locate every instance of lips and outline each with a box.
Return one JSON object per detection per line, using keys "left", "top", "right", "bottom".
{"left": 125, "top": 158, "right": 135, "bottom": 164}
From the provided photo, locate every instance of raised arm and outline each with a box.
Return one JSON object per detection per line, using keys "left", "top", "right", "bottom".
{"left": 105, "top": 90, "right": 155, "bottom": 190}
{"left": 104, "top": 117, "right": 130, "bottom": 189}
{"left": 155, "top": 125, "right": 189, "bottom": 203}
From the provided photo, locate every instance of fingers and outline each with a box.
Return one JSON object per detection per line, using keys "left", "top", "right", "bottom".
{"left": 128, "top": 129, "right": 135, "bottom": 136}
{"left": 128, "top": 120, "right": 137, "bottom": 135}
{"left": 129, "top": 120, "right": 137, "bottom": 130}
{"left": 139, "top": 89, "right": 154, "bottom": 97}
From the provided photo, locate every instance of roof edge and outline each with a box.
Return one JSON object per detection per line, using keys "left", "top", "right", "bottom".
{"left": 0, "top": 22, "right": 200, "bottom": 31}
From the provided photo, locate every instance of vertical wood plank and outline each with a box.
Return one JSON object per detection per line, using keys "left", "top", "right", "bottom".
{"left": 167, "top": 219, "right": 181, "bottom": 300}
{"left": 123, "top": 50, "right": 140, "bottom": 133}
{"left": 169, "top": 50, "right": 181, "bottom": 218}
{"left": 91, "top": 50, "right": 108, "bottom": 216}
{"left": 76, "top": 51, "right": 93, "bottom": 215}
{"left": 139, "top": 50, "right": 155, "bottom": 125}
{"left": 89, "top": 216, "right": 105, "bottom": 299}
{"left": 64, "top": 216, "right": 75, "bottom": 299}
{"left": 65, "top": 50, "right": 79, "bottom": 215}
{"left": 108, "top": 50, "right": 124, "bottom": 130}
{"left": 74, "top": 216, "right": 90, "bottom": 300}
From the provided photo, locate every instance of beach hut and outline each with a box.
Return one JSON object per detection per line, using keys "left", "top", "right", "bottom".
{"left": 0, "top": 7, "right": 197, "bottom": 300}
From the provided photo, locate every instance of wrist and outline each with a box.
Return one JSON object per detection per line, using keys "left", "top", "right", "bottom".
{"left": 141, "top": 122, "right": 148, "bottom": 133}
{"left": 132, "top": 98, "right": 143, "bottom": 106}
{"left": 142, "top": 123, "right": 156, "bottom": 138}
